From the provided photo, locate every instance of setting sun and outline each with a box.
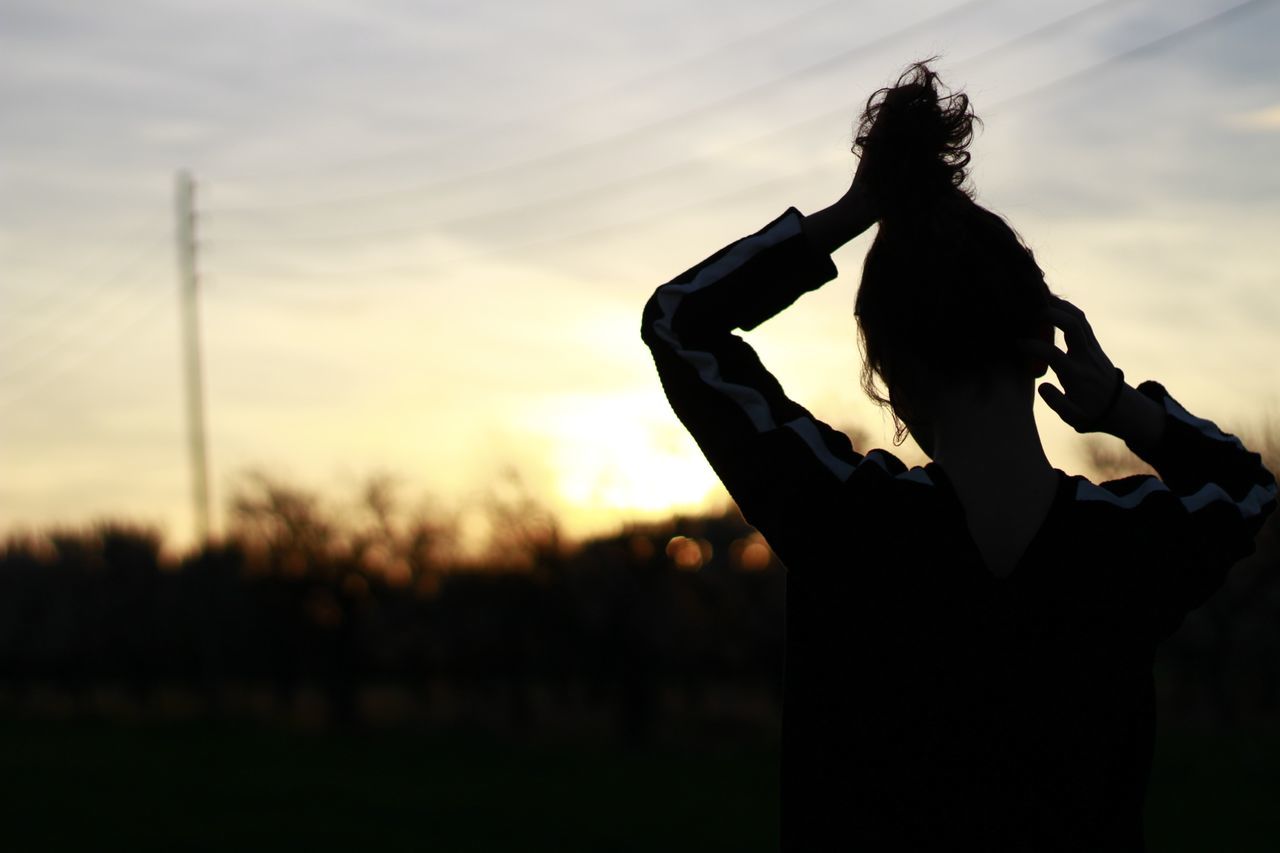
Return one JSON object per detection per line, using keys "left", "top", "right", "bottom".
{"left": 517, "top": 391, "right": 726, "bottom": 536}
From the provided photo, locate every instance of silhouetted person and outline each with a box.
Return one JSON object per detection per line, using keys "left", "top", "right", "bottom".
{"left": 640, "top": 62, "right": 1277, "bottom": 851}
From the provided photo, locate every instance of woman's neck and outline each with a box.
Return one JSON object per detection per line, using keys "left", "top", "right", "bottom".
{"left": 927, "top": 374, "right": 1055, "bottom": 496}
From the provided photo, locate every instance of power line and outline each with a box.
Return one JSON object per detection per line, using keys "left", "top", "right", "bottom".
{"left": 201, "top": 0, "right": 1273, "bottom": 285}
{"left": 527, "top": 0, "right": 1279, "bottom": 251}
{"left": 200, "top": 0, "right": 1136, "bottom": 247}
{"left": 0, "top": 262, "right": 171, "bottom": 379}
{"left": 0, "top": 284, "right": 172, "bottom": 401}
{"left": 986, "top": 0, "right": 1276, "bottom": 115}
{"left": 3, "top": 214, "right": 170, "bottom": 314}
{"left": 2, "top": 240, "right": 171, "bottom": 350}
{"left": 951, "top": 0, "right": 1139, "bottom": 73}
{"left": 203, "top": 0, "right": 999, "bottom": 217}
{"left": 207, "top": 0, "right": 861, "bottom": 190}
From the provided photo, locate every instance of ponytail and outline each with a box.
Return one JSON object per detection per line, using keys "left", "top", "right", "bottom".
{"left": 853, "top": 60, "right": 979, "bottom": 222}
{"left": 852, "top": 60, "right": 1050, "bottom": 445}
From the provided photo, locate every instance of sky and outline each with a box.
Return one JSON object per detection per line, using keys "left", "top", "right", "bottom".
{"left": 3, "top": 0, "right": 1279, "bottom": 554}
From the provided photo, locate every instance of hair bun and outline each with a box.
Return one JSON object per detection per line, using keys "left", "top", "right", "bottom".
{"left": 854, "top": 60, "right": 978, "bottom": 218}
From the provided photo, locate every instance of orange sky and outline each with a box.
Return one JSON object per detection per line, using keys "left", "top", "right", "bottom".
{"left": 3, "top": 1, "right": 1279, "bottom": 553}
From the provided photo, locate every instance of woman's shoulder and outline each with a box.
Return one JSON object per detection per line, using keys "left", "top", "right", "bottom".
{"left": 1068, "top": 471, "right": 1171, "bottom": 512}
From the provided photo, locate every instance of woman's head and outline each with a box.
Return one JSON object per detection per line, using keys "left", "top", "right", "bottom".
{"left": 853, "top": 61, "right": 1051, "bottom": 445}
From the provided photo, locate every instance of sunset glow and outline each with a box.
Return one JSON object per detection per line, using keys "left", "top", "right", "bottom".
{"left": 3, "top": 1, "right": 1278, "bottom": 550}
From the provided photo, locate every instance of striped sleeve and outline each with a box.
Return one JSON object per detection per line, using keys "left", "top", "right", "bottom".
{"left": 640, "top": 207, "right": 898, "bottom": 549}
{"left": 1080, "top": 380, "right": 1278, "bottom": 639}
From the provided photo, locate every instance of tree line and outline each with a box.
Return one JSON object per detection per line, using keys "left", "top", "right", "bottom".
{"left": 1, "top": 435, "right": 1277, "bottom": 741}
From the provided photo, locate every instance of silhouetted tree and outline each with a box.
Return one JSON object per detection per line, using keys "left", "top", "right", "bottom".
{"left": 479, "top": 465, "right": 564, "bottom": 575}
{"left": 1, "top": 443, "right": 1274, "bottom": 738}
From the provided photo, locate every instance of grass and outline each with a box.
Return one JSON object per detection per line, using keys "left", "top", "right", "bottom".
{"left": 1, "top": 718, "right": 779, "bottom": 852}
{"left": 1, "top": 718, "right": 1276, "bottom": 851}
{"left": 1145, "top": 727, "right": 1280, "bottom": 852}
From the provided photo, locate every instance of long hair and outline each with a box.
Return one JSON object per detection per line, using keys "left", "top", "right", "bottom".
{"left": 853, "top": 61, "right": 1051, "bottom": 445}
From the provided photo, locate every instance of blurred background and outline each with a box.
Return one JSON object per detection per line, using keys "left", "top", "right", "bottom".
{"left": 3, "top": 0, "right": 1279, "bottom": 850}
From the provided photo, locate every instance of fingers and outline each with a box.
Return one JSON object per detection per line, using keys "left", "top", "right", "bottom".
{"left": 1044, "top": 303, "right": 1094, "bottom": 351}
{"left": 1021, "top": 295, "right": 1118, "bottom": 432}
{"left": 1048, "top": 293, "right": 1088, "bottom": 322}
{"left": 1037, "top": 382, "right": 1088, "bottom": 429}
{"left": 1014, "top": 338, "right": 1076, "bottom": 378}
{"left": 1042, "top": 295, "right": 1113, "bottom": 370}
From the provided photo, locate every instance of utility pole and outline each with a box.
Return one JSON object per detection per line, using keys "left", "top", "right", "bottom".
{"left": 175, "top": 169, "right": 211, "bottom": 545}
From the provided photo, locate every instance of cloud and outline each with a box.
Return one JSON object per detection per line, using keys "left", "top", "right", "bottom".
{"left": 5, "top": 0, "right": 1279, "bottom": 550}
{"left": 1224, "top": 104, "right": 1280, "bottom": 130}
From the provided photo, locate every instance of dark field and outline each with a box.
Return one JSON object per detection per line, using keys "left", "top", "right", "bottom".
{"left": 2, "top": 718, "right": 1277, "bottom": 852}
{"left": 4, "top": 499, "right": 1279, "bottom": 851}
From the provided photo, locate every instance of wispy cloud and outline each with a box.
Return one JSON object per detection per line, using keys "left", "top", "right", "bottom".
{"left": 1224, "top": 103, "right": 1280, "bottom": 130}
{"left": 3, "top": 0, "right": 1278, "bottom": 548}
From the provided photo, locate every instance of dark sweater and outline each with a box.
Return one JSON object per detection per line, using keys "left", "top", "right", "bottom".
{"left": 640, "top": 207, "right": 1278, "bottom": 851}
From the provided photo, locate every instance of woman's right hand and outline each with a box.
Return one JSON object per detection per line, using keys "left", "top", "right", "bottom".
{"left": 803, "top": 154, "right": 879, "bottom": 255}
{"left": 1015, "top": 295, "right": 1124, "bottom": 433}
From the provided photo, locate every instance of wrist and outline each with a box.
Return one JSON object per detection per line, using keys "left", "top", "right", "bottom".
{"left": 1102, "top": 383, "right": 1165, "bottom": 450}
{"left": 803, "top": 193, "right": 876, "bottom": 255}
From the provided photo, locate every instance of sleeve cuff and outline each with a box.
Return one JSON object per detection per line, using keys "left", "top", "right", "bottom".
{"left": 1122, "top": 379, "right": 1171, "bottom": 459}
{"left": 1134, "top": 379, "right": 1170, "bottom": 403}
{"left": 731, "top": 207, "right": 839, "bottom": 332}
{"left": 789, "top": 207, "right": 840, "bottom": 283}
